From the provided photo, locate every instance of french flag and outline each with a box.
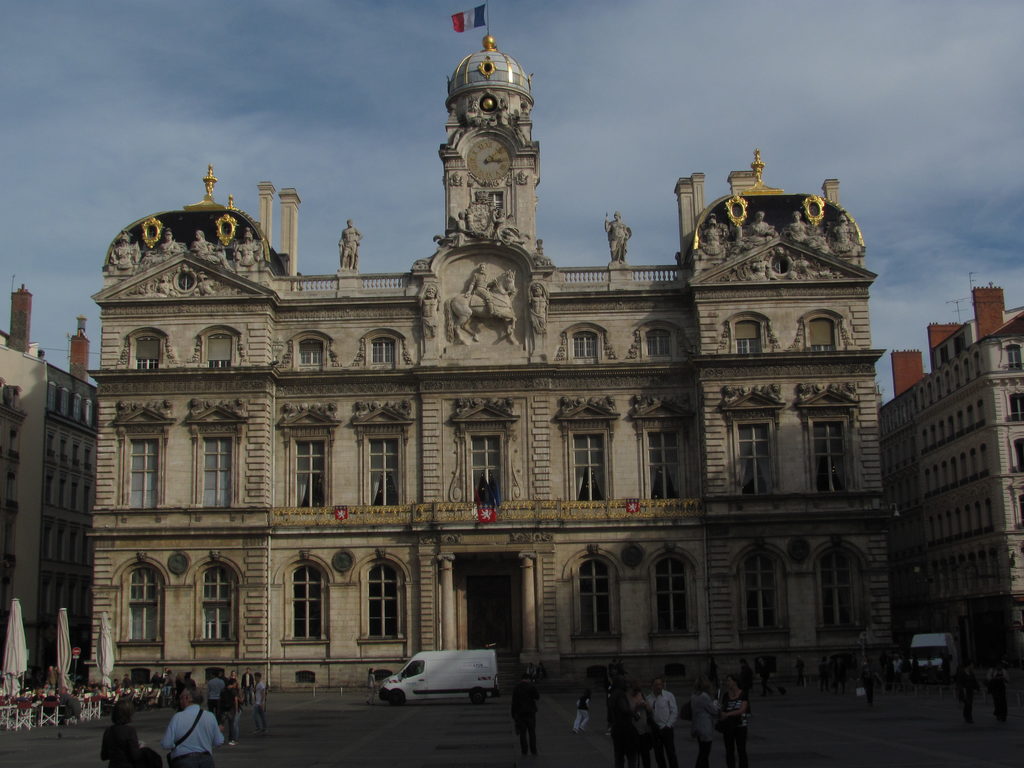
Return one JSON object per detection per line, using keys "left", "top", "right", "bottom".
{"left": 452, "top": 4, "right": 486, "bottom": 33}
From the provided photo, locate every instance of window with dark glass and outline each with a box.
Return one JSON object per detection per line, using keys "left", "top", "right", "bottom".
{"left": 573, "top": 332, "right": 598, "bottom": 360}
{"left": 129, "top": 567, "right": 158, "bottom": 640}
{"left": 1008, "top": 345, "right": 1022, "bottom": 370}
{"left": 646, "top": 329, "right": 670, "bottom": 357}
{"left": 369, "top": 438, "right": 399, "bottom": 505}
{"left": 135, "top": 336, "right": 160, "bottom": 370}
{"left": 573, "top": 434, "right": 605, "bottom": 500}
{"left": 207, "top": 334, "right": 232, "bottom": 368}
{"left": 820, "top": 552, "right": 853, "bottom": 625}
{"left": 130, "top": 439, "right": 158, "bottom": 508}
{"left": 1010, "top": 394, "right": 1024, "bottom": 421}
{"left": 655, "top": 558, "right": 686, "bottom": 632}
{"left": 296, "top": 441, "right": 325, "bottom": 507}
{"left": 371, "top": 338, "right": 395, "bottom": 365}
{"left": 579, "top": 559, "right": 610, "bottom": 633}
{"left": 647, "top": 432, "right": 679, "bottom": 498}
{"left": 738, "top": 424, "right": 772, "bottom": 494}
{"left": 299, "top": 339, "right": 323, "bottom": 367}
{"left": 203, "top": 437, "right": 232, "bottom": 507}
{"left": 743, "top": 554, "right": 776, "bottom": 628}
{"left": 813, "top": 422, "right": 846, "bottom": 491}
{"left": 202, "top": 566, "right": 232, "bottom": 639}
{"left": 292, "top": 566, "right": 322, "bottom": 638}
{"left": 808, "top": 318, "right": 836, "bottom": 351}
{"left": 367, "top": 564, "right": 399, "bottom": 637}
{"left": 471, "top": 435, "right": 501, "bottom": 506}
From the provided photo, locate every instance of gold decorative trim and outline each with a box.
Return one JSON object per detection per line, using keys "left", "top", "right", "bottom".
{"left": 478, "top": 57, "right": 496, "bottom": 78}
{"left": 215, "top": 213, "right": 238, "bottom": 246}
{"left": 802, "top": 195, "right": 826, "bottom": 226}
{"left": 141, "top": 217, "right": 163, "bottom": 248}
{"left": 725, "top": 195, "right": 748, "bottom": 227}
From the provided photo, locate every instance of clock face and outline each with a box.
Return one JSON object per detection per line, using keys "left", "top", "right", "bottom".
{"left": 467, "top": 139, "right": 510, "bottom": 182}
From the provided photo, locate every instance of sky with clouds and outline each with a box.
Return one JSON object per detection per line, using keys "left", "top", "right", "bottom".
{"left": 3, "top": 0, "right": 1022, "bottom": 400}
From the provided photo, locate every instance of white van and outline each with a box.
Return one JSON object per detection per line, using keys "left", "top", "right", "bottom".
{"left": 380, "top": 649, "right": 499, "bottom": 705}
{"left": 910, "top": 632, "right": 958, "bottom": 681}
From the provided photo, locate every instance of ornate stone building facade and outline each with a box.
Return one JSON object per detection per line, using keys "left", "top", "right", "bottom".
{"left": 90, "top": 37, "right": 889, "bottom": 688}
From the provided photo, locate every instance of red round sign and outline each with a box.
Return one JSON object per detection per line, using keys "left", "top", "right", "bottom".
{"left": 72, "top": 646, "right": 81, "bottom": 658}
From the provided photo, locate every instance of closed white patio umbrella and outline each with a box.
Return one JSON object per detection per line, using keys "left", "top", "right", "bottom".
{"left": 96, "top": 612, "right": 114, "bottom": 687}
{"left": 2, "top": 598, "right": 28, "bottom": 696}
{"left": 56, "top": 607, "right": 71, "bottom": 690}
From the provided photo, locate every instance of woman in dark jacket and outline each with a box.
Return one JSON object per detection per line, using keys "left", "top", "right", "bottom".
{"left": 100, "top": 699, "right": 143, "bottom": 768}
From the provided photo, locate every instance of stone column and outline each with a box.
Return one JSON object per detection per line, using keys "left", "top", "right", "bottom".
{"left": 519, "top": 552, "right": 537, "bottom": 653}
{"left": 438, "top": 554, "right": 457, "bottom": 650}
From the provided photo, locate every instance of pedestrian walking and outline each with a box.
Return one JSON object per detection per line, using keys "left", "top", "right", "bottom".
{"left": 222, "top": 675, "right": 242, "bottom": 745}
{"left": 609, "top": 676, "right": 639, "bottom": 768}
{"left": 252, "top": 672, "right": 268, "bottom": 734}
{"left": 689, "top": 675, "right": 719, "bottom": 768}
{"left": 858, "top": 657, "right": 876, "bottom": 706}
{"left": 100, "top": 699, "right": 143, "bottom": 768}
{"left": 718, "top": 674, "right": 750, "bottom": 768}
{"left": 795, "top": 656, "right": 805, "bottom": 687}
{"left": 646, "top": 677, "right": 679, "bottom": 768}
{"left": 572, "top": 687, "right": 591, "bottom": 733}
{"left": 206, "top": 671, "right": 225, "bottom": 721}
{"left": 818, "top": 656, "right": 830, "bottom": 692}
{"left": 510, "top": 672, "right": 539, "bottom": 757}
{"left": 366, "top": 667, "right": 378, "bottom": 705}
{"left": 240, "top": 668, "right": 255, "bottom": 707}
{"left": 986, "top": 663, "right": 1008, "bottom": 722}
{"left": 738, "top": 659, "right": 754, "bottom": 695}
{"left": 631, "top": 682, "right": 654, "bottom": 768}
{"left": 160, "top": 688, "right": 224, "bottom": 768}
{"left": 955, "top": 662, "right": 979, "bottom": 724}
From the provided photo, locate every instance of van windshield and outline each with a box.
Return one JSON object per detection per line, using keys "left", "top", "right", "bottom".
{"left": 912, "top": 647, "right": 946, "bottom": 659}
{"left": 401, "top": 660, "right": 424, "bottom": 679}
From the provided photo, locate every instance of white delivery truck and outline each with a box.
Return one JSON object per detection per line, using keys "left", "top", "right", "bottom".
{"left": 380, "top": 649, "right": 500, "bottom": 706}
{"left": 909, "top": 632, "right": 958, "bottom": 682}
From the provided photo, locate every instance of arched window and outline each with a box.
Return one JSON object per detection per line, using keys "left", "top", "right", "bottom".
{"left": 645, "top": 329, "right": 671, "bottom": 357}
{"left": 820, "top": 552, "right": 853, "bottom": 625}
{"left": 578, "top": 559, "right": 610, "bottom": 633}
{"left": 1008, "top": 344, "right": 1022, "bottom": 370}
{"left": 135, "top": 336, "right": 161, "bottom": 370}
{"left": 371, "top": 338, "right": 396, "bottom": 366}
{"left": 654, "top": 558, "right": 687, "bottom": 632}
{"left": 202, "top": 566, "right": 233, "bottom": 640}
{"left": 573, "top": 332, "right": 598, "bottom": 360}
{"left": 292, "top": 566, "right": 323, "bottom": 638}
{"left": 298, "top": 339, "right": 323, "bottom": 368}
{"left": 808, "top": 318, "right": 836, "bottom": 351}
{"left": 743, "top": 554, "right": 776, "bottom": 628}
{"left": 129, "top": 567, "right": 159, "bottom": 640}
{"left": 367, "top": 564, "right": 399, "bottom": 638}
{"left": 735, "top": 321, "right": 761, "bottom": 354}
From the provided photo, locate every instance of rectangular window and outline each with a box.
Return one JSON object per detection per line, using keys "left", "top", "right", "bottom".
{"left": 135, "top": 337, "right": 160, "bottom": 370}
{"left": 646, "top": 330, "right": 671, "bottom": 357}
{"left": 813, "top": 422, "right": 846, "bottom": 492}
{"left": 371, "top": 339, "right": 395, "bottom": 365}
{"left": 647, "top": 432, "right": 679, "bottom": 499}
{"left": 738, "top": 424, "right": 772, "bottom": 494}
{"left": 203, "top": 438, "right": 232, "bottom": 507}
{"left": 296, "top": 441, "right": 325, "bottom": 507}
{"left": 72, "top": 394, "right": 82, "bottom": 420}
{"left": 1010, "top": 395, "right": 1024, "bottom": 422}
{"left": 471, "top": 435, "right": 502, "bottom": 506}
{"left": 573, "top": 333, "right": 598, "bottom": 360}
{"left": 735, "top": 322, "right": 761, "bottom": 354}
{"left": 1008, "top": 346, "right": 1023, "bottom": 370}
{"left": 129, "top": 439, "right": 159, "bottom": 508}
{"left": 573, "top": 434, "right": 605, "bottom": 501}
{"left": 299, "top": 340, "right": 323, "bottom": 367}
{"left": 369, "top": 438, "right": 399, "bottom": 505}
{"left": 207, "top": 335, "right": 232, "bottom": 368}
{"left": 129, "top": 569, "right": 158, "bottom": 640}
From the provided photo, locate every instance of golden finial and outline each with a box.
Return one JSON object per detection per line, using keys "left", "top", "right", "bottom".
{"left": 482, "top": 35, "right": 497, "bottom": 51}
{"left": 203, "top": 164, "right": 218, "bottom": 202}
{"left": 228, "top": 194, "right": 236, "bottom": 210}
{"left": 751, "top": 149, "right": 765, "bottom": 184}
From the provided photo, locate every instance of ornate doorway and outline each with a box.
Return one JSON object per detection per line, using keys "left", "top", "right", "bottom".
{"left": 466, "top": 575, "right": 512, "bottom": 650}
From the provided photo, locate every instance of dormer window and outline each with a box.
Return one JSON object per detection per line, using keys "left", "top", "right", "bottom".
{"left": 735, "top": 321, "right": 761, "bottom": 354}
{"left": 371, "top": 338, "right": 395, "bottom": 366}
{"left": 808, "top": 318, "right": 836, "bottom": 351}
{"left": 207, "top": 334, "right": 232, "bottom": 368}
{"left": 646, "top": 329, "right": 670, "bottom": 357}
{"left": 573, "top": 332, "right": 598, "bottom": 360}
{"left": 299, "top": 339, "right": 323, "bottom": 368}
{"left": 1008, "top": 344, "right": 1022, "bottom": 370}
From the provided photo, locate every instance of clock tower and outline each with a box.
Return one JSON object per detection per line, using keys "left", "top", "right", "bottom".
{"left": 440, "top": 35, "right": 539, "bottom": 249}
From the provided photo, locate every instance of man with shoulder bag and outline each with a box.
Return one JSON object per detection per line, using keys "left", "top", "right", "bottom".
{"left": 160, "top": 689, "right": 224, "bottom": 768}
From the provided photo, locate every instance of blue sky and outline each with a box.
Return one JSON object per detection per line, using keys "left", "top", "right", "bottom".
{"left": 2, "top": 0, "right": 1023, "bottom": 400}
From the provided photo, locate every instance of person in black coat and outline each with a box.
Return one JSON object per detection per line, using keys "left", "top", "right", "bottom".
{"left": 511, "top": 672, "right": 540, "bottom": 756}
{"left": 100, "top": 700, "right": 143, "bottom": 768}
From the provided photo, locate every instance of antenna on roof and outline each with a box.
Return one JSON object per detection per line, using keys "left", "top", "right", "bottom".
{"left": 946, "top": 297, "right": 969, "bottom": 323}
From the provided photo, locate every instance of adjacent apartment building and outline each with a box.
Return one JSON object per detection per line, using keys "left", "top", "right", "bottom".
{"left": 882, "top": 285, "right": 1024, "bottom": 664}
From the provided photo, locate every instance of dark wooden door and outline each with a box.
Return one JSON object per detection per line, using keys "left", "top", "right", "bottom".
{"left": 466, "top": 575, "right": 513, "bottom": 650}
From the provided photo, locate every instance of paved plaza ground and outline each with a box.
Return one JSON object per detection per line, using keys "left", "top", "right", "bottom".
{"left": 1, "top": 681, "right": 1021, "bottom": 767}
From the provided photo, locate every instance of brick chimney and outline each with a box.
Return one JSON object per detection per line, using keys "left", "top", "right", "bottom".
{"left": 927, "top": 323, "right": 959, "bottom": 350}
{"left": 891, "top": 350, "right": 924, "bottom": 397}
{"left": 972, "top": 285, "right": 1005, "bottom": 340}
{"left": 8, "top": 285, "right": 31, "bottom": 353}
{"left": 69, "top": 315, "right": 90, "bottom": 381}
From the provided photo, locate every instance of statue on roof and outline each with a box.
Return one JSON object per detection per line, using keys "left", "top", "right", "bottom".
{"left": 604, "top": 211, "right": 631, "bottom": 263}
{"left": 339, "top": 219, "right": 362, "bottom": 271}
{"left": 106, "top": 231, "right": 140, "bottom": 273}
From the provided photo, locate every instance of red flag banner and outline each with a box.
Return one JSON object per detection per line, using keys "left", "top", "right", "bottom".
{"left": 476, "top": 505, "right": 496, "bottom": 523}
{"left": 625, "top": 500, "right": 641, "bottom": 514}
{"left": 333, "top": 505, "right": 349, "bottom": 521}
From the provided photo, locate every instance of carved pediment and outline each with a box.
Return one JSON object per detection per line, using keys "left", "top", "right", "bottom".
{"left": 555, "top": 396, "right": 618, "bottom": 421}
{"left": 629, "top": 395, "right": 691, "bottom": 420}
{"left": 278, "top": 402, "right": 340, "bottom": 427}
{"left": 94, "top": 257, "right": 272, "bottom": 301}
{"left": 185, "top": 398, "right": 247, "bottom": 423}
{"left": 351, "top": 400, "right": 414, "bottom": 425}
{"left": 693, "top": 243, "right": 874, "bottom": 286}
{"left": 794, "top": 382, "right": 858, "bottom": 407}
{"left": 451, "top": 397, "right": 517, "bottom": 423}
{"left": 113, "top": 399, "right": 175, "bottom": 426}
{"left": 719, "top": 384, "right": 784, "bottom": 410}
